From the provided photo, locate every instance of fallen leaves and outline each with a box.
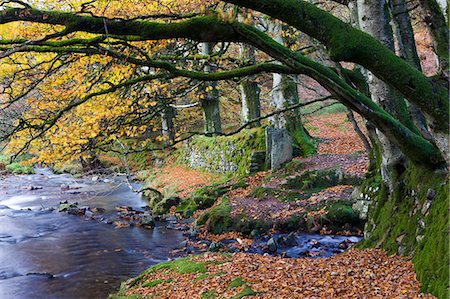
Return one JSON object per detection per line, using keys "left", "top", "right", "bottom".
{"left": 119, "top": 249, "right": 436, "bottom": 298}
{"left": 305, "top": 112, "right": 368, "bottom": 155}
{"left": 145, "top": 165, "right": 222, "bottom": 198}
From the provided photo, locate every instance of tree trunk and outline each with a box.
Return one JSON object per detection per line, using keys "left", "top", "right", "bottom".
{"left": 239, "top": 43, "right": 261, "bottom": 127}
{"left": 418, "top": 0, "right": 449, "bottom": 73}
{"left": 268, "top": 20, "right": 315, "bottom": 156}
{"left": 357, "top": 0, "right": 412, "bottom": 189}
{"left": 200, "top": 42, "right": 222, "bottom": 135}
{"left": 352, "top": 2, "right": 449, "bottom": 296}
{"left": 161, "top": 104, "right": 175, "bottom": 146}
{"left": 389, "top": 0, "right": 435, "bottom": 143}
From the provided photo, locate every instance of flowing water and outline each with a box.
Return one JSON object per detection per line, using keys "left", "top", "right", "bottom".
{"left": 0, "top": 168, "right": 184, "bottom": 299}
{"left": 0, "top": 168, "right": 362, "bottom": 299}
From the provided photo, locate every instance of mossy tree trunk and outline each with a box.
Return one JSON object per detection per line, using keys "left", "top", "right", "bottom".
{"left": 268, "top": 20, "right": 315, "bottom": 156}
{"left": 359, "top": 160, "right": 449, "bottom": 298}
{"left": 200, "top": 42, "right": 222, "bottom": 135}
{"left": 350, "top": 1, "right": 449, "bottom": 296}
{"left": 239, "top": 43, "right": 261, "bottom": 128}
{"left": 357, "top": 0, "right": 413, "bottom": 190}
{"left": 390, "top": 0, "right": 434, "bottom": 143}
{"left": 161, "top": 104, "right": 176, "bottom": 146}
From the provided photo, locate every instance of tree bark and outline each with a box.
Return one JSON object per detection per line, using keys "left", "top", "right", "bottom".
{"left": 357, "top": 0, "right": 415, "bottom": 188}
{"left": 200, "top": 42, "right": 222, "bottom": 135}
{"left": 389, "top": 0, "right": 435, "bottom": 143}
{"left": 239, "top": 43, "right": 261, "bottom": 127}
{"left": 161, "top": 104, "right": 175, "bottom": 146}
{"left": 268, "top": 20, "right": 315, "bottom": 156}
{"left": 418, "top": 0, "right": 449, "bottom": 73}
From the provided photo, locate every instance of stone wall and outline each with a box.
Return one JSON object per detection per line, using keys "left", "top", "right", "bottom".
{"left": 180, "top": 128, "right": 266, "bottom": 175}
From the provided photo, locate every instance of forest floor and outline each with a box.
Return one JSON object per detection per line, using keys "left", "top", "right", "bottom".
{"left": 146, "top": 112, "right": 369, "bottom": 196}
{"left": 146, "top": 112, "right": 369, "bottom": 237}
{"left": 112, "top": 112, "right": 436, "bottom": 298}
{"left": 113, "top": 249, "right": 435, "bottom": 299}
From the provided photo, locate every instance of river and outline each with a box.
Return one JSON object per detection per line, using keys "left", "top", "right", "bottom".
{"left": 0, "top": 168, "right": 184, "bottom": 299}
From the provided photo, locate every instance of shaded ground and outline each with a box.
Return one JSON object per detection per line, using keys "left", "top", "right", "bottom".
{"left": 114, "top": 249, "right": 435, "bottom": 299}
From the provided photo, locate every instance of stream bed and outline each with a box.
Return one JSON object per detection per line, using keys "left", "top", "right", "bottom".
{"left": 0, "top": 168, "right": 184, "bottom": 299}
{"left": 0, "top": 168, "right": 361, "bottom": 299}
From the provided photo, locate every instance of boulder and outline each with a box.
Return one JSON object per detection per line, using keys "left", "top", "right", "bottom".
{"left": 250, "top": 229, "right": 260, "bottom": 239}
{"left": 60, "top": 184, "right": 70, "bottom": 191}
{"left": 226, "top": 244, "right": 238, "bottom": 253}
{"left": 154, "top": 196, "right": 181, "bottom": 214}
{"left": 266, "top": 237, "right": 278, "bottom": 253}
{"left": 278, "top": 232, "right": 298, "bottom": 247}
{"left": 58, "top": 202, "right": 77, "bottom": 212}
{"left": 208, "top": 241, "right": 224, "bottom": 252}
{"left": 266, "top": 127, "right": 293, "bottom": 171}
{"left": 139, "top": 215, "right": 155, "bottom": 228}
{"left": 67, "top": 207, "right": 86, "bottom": 216}
{"left": 85, "top": 210, "right": 94, "bottom": 218}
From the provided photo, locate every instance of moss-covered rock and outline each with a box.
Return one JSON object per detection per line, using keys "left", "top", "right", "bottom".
{"left": 284, "top": 167, "right": 362, "bottom": 190}
{"left": 324, "top": 202, "right": 360, "bottom": 226}
{"left": 196, "top": 198, "right": 233, "bottom": 234}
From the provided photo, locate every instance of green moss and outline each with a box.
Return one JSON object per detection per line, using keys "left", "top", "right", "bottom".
{"left": 284, "top": 168, "right": 362, "bottom": 190}
{"left": 194, "top": 272, "right": 225, "bottom": 282}
{"left": 227, "top": 278, "right": 258, "bottom": 298}
{"left": 200, "top": 290, "right": 218, "bottom": 299}
{"left": 197, "top": 198, "right": 233, "bottom": 234}
{"left": 194, "top": 273, "right": 210, "bottom": 282}
{"left": 324, "top": 201, "right": 360, "bottom": 226}
{"left": 149, "top": 257, "right": 207, "bottom": 274}
{"left": 359, "top": 162, "right": 449, "bottom": 298}
{"left": 142, "top": 279, "right": 171, "bottom": 288}
{"left": 249, "top": 186, "right": 309, "bottom": 202}
{"left": 234, "top": 285, "right": 257, "bottom": 298}
{"left": 126, "top": 256, "right": 207, "bottom": 289}
{"left": 174, "top": 179, "right": 246, "bottom": 217}
{"left": 108, "top": 294, "right": 143, "bottom": 299}
{"left": 228, "top": 278, "right": 246, "bottom": 289}
{"left": 180, "top": 128, "right": 266, "bottom": 176}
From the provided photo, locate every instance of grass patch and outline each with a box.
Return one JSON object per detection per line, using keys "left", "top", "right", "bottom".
{"left": 142, "top": 279, "right": 172, "bottom": 288}
{"left": 235, "top": 285, "right": 258, "bottom": 298}
{"left": 200, "top": 290, "right": 218, "bottom": 299}
{"left": 228, "top": 278, "right": 246, "bottom": 289}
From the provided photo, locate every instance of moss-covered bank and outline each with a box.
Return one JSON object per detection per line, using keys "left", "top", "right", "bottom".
{"left": 359, "top": 162, "right": 449, "bottom": 298}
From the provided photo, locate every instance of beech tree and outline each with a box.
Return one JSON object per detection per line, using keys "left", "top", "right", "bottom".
{"left": 0, "top": 0, "right": 448, "bottom": 296}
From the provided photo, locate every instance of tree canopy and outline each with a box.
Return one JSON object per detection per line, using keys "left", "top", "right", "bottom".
{"left": 0, "top": 0, "right": 447, "bottom": 167}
